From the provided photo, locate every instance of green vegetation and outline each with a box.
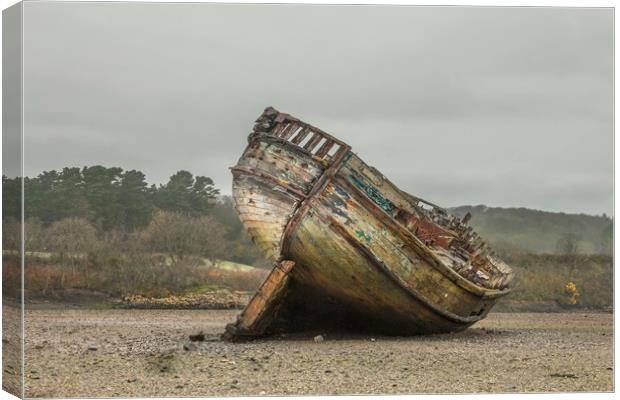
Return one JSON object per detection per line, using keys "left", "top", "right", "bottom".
{"left": 2, "top": 166, "right": 268, "bottom": 299}
{"left": 502, "top": 253, "right": 612, "bottom": 309}
{"left": 4, "top": 167, "right": 218, "bottom": 230}
{"left": 450, "top": 205, "right": 613, "bottom": 255}
{"left": 4, "top": 210, "right": 238, "bottom": 298}
{"left": 451, "top": 206, "right": 614, "bottom": 309}
{"left": 3, "top": 167, "right": 266, "bottom": 267}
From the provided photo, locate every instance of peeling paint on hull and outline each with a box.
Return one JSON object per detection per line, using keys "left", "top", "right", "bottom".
{"left": 224, "top": 107, "right": 514, "bottom": 340}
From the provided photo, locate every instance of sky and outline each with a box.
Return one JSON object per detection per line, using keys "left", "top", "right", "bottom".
{"left": 10, "top": 3, "right": 614, "bottom": 215}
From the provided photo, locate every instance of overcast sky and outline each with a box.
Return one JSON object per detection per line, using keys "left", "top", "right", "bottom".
{"left": 15, "top": 3, "right": 613, "bottom": 215}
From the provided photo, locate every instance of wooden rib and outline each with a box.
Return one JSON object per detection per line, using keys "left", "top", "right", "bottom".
{"left": 303, "top": 133, "right": 323, "bottom": 151}
{"left": 276, "top": 123, "right": 291, "bottom": 138}
{"left": 271, "top": 122, "right": 286, "bottom": 136}
{"left": 280, "top": 124, "right": 299, "bottom": 140}
{"left": 315, "top": 140, "right": 334, "bottom": 158}
{"left": 291, "top": 127, "right": 310, "bottom": 144}
{"left": 327, "top": 144, "right": 341, "bottom": 157}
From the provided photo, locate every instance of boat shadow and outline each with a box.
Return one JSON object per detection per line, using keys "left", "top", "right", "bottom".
{"left": 243, "top": 327, "right": 517, "bottom": 343}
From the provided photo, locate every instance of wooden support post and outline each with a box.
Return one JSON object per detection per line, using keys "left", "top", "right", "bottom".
{"left": 222, "top": 260, "right": 296, "bottom": 341}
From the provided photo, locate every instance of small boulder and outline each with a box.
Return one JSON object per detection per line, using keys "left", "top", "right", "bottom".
{"left": 189, "top": 332, "right": 205, "bottom": 342}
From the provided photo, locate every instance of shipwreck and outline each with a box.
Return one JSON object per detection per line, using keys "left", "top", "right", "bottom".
{"left": 224, "top": 107, "right": 514, "bottom": 340}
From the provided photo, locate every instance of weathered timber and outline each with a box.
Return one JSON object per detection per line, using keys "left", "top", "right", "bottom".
{"left": 224, "top": 107, "right": 514, "bottom": 340}
{"left": 223, "top": 260, "right": 296, "bottom": 341}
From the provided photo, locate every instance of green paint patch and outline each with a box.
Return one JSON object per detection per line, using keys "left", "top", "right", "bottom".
{"left": 348, "top": 173, "right": 394, "bottom": 214}
{"left": 355, "top": 229, "right": 372, "bottom": 244}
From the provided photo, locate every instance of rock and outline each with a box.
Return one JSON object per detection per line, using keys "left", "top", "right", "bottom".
{"left": 183, "top": 343, "right": 197, "bottom": 351}
{"left": 549, "top": 373, "right": 578, "bottom": 379}
{"left": 313, "top": 335, "right": 324, "bottom": 343}
{"left": 189, "top": 332, "right": 205, "bottom": 342}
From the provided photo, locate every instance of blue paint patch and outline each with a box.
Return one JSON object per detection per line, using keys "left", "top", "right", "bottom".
{"left": 334, "top": 185, "right": 351, "bottom": 201}
{"left": 326, "top": 192, "right": 354, "bottom": 225}
{"left": 333, "top": 207, "right": 353, "bottom": 225}
{"left": 348, "top": 173, "right": 394, "bottom": 214}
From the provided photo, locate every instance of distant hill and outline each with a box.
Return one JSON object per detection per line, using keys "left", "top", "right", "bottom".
{"left": 449, "top": 205, "right": 613, "bottom": 255}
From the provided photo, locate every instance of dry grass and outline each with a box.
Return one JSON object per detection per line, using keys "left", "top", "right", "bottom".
{"left": 505, "top": 253, "right": 612, "bottom": 308}
{"left": 205, "top": 267, "right": 268, "bottom": 292}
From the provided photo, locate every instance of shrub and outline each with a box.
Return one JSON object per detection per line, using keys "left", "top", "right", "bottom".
{"left": 141, "top": 210, "right": 228, "bottom": 261}
{"left": 504, "top": 253, "right": 612, "bottom": 308}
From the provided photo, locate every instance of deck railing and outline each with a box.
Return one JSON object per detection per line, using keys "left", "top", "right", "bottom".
{"left": 253, "top": 107, "right": 349, "bottom": 164}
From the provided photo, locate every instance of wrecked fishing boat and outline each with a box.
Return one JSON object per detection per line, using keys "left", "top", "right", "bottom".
{"left": 224, "top": 107, "right": 514, "bottom": 340}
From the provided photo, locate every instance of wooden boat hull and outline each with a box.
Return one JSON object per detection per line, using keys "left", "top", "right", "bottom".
{"left": 225, "top": 108, "right": 512, "bottom": 339}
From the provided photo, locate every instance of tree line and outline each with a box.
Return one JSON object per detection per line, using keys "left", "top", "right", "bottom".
{"left": 3, "top": 166, "right": 219, "bottom": 231}
{"left": 2, "top": 166, "right": 268, "bottom": 298}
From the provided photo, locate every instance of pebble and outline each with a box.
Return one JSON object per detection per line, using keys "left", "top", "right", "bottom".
{"left": 183, "top": 343, "right": 197, "bottom": 351}
{"left": 189, "top": 332, "right": 205, "bottom": 342}
{"left": 18, "top": 309, "right": 613, "bottom": 396}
